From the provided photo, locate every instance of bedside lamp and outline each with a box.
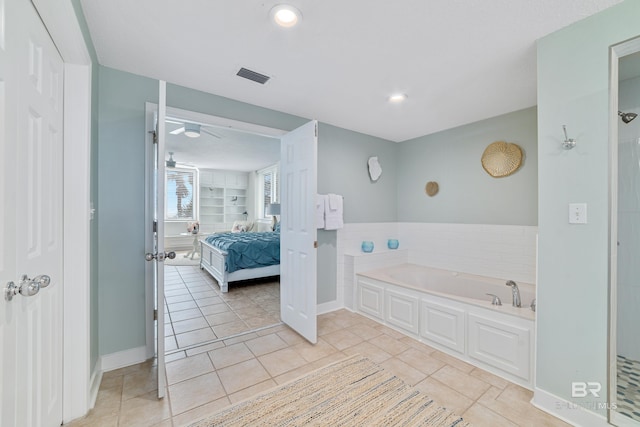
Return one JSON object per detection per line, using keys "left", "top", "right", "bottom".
{"left": 265, "top": 203, "right": 280, "bottom": 230}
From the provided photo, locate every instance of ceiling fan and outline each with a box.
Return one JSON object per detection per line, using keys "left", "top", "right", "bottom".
{"left": 167, "top": 119, "right": 221, "bottom": 139}
{"left": 165, "top": 152, "right": 197, "bottom": 168}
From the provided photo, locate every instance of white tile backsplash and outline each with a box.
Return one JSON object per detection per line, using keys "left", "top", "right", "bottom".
{"left": 335, "top": 222, "right": 538, "bottom": 308}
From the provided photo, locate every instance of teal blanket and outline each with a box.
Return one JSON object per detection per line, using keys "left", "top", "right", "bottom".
{"left": 204, "top": 232, "right": 280, "bottom": 273}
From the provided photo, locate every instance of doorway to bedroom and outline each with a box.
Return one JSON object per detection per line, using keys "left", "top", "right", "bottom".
{"left": 160, "top": 106, "right": 284, "bottom": 356}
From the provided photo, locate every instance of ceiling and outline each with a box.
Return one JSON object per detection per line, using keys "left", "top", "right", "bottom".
{"left": 165, "top": 121, "right": 280, "bottom": 172}
{"left": 81, "top": 0, "right": 623, "bottom": 142}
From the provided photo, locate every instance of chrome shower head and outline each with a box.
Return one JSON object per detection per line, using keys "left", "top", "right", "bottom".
{"left": 618, "top": 110, "right": 638, "bottom": 124}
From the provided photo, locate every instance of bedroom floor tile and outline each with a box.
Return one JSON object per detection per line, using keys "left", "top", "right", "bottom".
{"left": 79, "top": 307, "right": 570, "bottom": 427}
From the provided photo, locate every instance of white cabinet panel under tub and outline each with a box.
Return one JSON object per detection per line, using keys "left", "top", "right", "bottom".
{"left": 385, "top": 290, "right": 419, "bottom": 334}
{"left": 355, "top": 273, "right": 535, "bottom": 389}
{"left": 420, "top": 301, "right": 465, "bottom": 354}
{"left": 467, "top": 313, "right": 530, "bottom": 381}
{"left": 357, "top": 280, "right": 385, "bottom": 320}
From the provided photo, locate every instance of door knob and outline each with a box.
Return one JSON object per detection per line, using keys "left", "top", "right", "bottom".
{"left": 145, "top": 252, "right": 176, "bottom": 262}
{"left": 4, "top": 275, "right": 41, "bottom": 301}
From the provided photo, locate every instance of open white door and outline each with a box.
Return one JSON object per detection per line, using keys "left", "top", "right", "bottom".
{"left": 280, "top": 121, "right": 318, "bottom": 343}
{"left": 145, "top": 82, "right": 168, "bottom": 398}
{"left": 0, "top": 0, "right": 64, "bottom": 425}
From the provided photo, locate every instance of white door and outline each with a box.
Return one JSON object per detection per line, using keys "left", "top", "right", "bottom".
{"left": 0, "top": 0, "right": 64, "bottom": 425}
{"left": 280, "top": 121, "right": 318, "bottom": 343}
{"left": 146, "top": 83, "right": 168, "bottom": 398}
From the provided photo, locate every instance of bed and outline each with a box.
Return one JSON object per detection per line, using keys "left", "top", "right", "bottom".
{"left": 199, "top": 229, "right": 280, "bottom": 293}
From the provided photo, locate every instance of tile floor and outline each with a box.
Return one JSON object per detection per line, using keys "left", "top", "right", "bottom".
{"left": 69, "top": 306, "right": 571, "bottom": 426}
{"left": 164, "top": 265, "right": 281, "bottom": 355}
{"left": 617, "top": 355, "right": 640, "bottom": 422}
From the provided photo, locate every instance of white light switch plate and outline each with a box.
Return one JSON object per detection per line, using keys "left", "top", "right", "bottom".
{"left": 569, "top": 203, "right": 587, "bottom": 224}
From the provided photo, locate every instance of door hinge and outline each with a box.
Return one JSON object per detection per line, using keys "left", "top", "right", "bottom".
{"left": 314, "top": 240, "right": 318, "bottom": 249}
{"left": 153, "top": 221, "right": 158, "bottom": 233}
{"left": 315, "top": 123, "right": 318, "bottom": 137}
{"left": 154, "top": 309, "right": 158, "bottom": 321}
{"left": 149, "top": 130, "right": 158, "bottom": 143}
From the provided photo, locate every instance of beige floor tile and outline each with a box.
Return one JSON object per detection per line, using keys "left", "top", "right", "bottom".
{"left": 470, "top": 367, "right": 510, "bottom": 390}
{"left": 184, "top": 341, "right": 226, "bottom": 357}
{"left": 208, "top": 342, "right": 255, "bottom": 370}
{"left": 122, "top": 366, "right": 158, "bottom": 401}
{"left": 463, "top": 403, "right": 518, "bottom": 427}
{"left": 165, "top": 351, "right": 187, "bottom": 363}
{"left": 398, "top": 336, "right": 437, "bottom": 353}
{"left": 244, "top": 314, "right": 280, "bottom": 328}
{"left": 168, "top": 300, "right": 198, "bottom": 312}
{"left": 118, "top": 389, "right": 171, "bottom": 426}
{"left": 321, "top": 328, "right": 364, "bottom": 350}
{"left": 171, "top": 397, "right": 231, "bottom": 427}
{"left": 413, "top": 377, "right": 475, "bottom": 414}
{"left": 217, "top": 358, "right": 271, "bottom": 395}
{"left": 317, "top": 318, "right": 342, "bottom": 336}
{"left": 169, "top": 308, "right": 203, "bottom": 322}
{"left": 190, "top": 290, "right": 217, "bottom": 299}
{"left": 347, "top": 322, "right": 383, "bottom": 340}
{"left": 276, "top": 328, "right": 306, "bottom": 346}
{"left": 374, "top": 324, "right": 407, "bottom": 339}
{"left": 258, "top": 347, "right": 309, "bottom": 377}
{"left": 223, "top": 332, "right": 260, "bottom": 345}
{"left": 379, "top": 357, "right": 428, "bottom": 386}
{"left": 168, "top": 372, "right": 226, "bottom": 415}
{"left": 430, "top": 350, "right": 475, "bottom": 373}
{"left": 165, "top": 336, "right": 178, "bottom": 351}
{"left": 172, "top": 316, "right": 209, "bottom": 335}
{"left": 212, "top": 320, "right": 251, "bottom": 338}
{"left": 65, "top": 413, "right": 119, "bottom": 427}
{"left": 196, "top": 296, "right": 223, "bottom": 307}
{"left": 205, "top": 311, "right": 241, "bottom": 326}
{"left": 431, "top": 365, "right": 491, "bottom": 400}
{"left": 166, "top": 352, "right": 214, "bottom": 385}
{"left": 245, "top": 333, "right": 289, "bottom": 356}
{"left": 199, "top": 303, "right": 232, "bottom": 316}
{"left": 396, "top": 347, "right": 446, "bottom": 375}
{"left": 176, "top": 327, "right": 217, "bottom": 348}
{"left": 342, "top": 341, "right": 393, "bottom": 364}
{"left": 166, "top": 294, "right": 194, "bottom": 304}
{"left": 272, "top": 362, "right": 320, "bottom": 385}
{"left": 292, "top": 338, "right": 338, "bottom": 362}
{"left": 369, "top": 332, "right": 409, "bottom": 355}
{"left": 228, "top": 379, "right": 278, "bottom": 404}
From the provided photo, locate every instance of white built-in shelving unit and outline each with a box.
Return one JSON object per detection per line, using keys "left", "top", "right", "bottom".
{"left": 199, "top": 170, "right": 248, "bottom": 233}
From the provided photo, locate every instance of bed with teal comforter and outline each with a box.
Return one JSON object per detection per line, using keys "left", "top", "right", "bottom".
{"left": 204, "top": 231, "right": 280, "bottom": 273}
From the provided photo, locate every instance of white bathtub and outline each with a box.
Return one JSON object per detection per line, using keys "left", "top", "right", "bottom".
{"left": 355, "top": 263, "right": 536, "bottom": 389}
{"left": 358, "top": 263, "right": 536, "bottom": 320}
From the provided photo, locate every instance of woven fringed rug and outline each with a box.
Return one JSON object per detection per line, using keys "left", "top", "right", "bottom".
{"left": 190, "top": 355, "right": 470, "bottom": 427}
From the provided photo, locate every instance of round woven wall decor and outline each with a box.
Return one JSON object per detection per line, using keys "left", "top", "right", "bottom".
{"left": 425, "top": 181, "right": 439, "bottom": 197}
{"left": 481, "top": 141, "right": 523, "bottom": 178}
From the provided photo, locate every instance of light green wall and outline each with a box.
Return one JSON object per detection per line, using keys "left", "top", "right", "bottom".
{"left": 97, "top": 67, "right": 158, "bottom": 354}
{"left": 70, "top": 0, "right": 100, "bottom": 372}
{"left": 536, "top": 0, "right": 640, "bottom": 413}
{"left": 397, "top": 107, "right": 537, "bottom": 225}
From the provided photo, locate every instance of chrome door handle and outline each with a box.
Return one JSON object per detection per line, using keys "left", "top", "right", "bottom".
{"left": 145, "top": 252, "right": 176, "bottom": 262}
{"left": 33, "top": 274, "right": 51, "bottom": 289}
{"left": 4, "top": 275, "right": 41, "bottom": 301}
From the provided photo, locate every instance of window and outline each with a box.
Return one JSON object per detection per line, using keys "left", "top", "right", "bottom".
{"left": 258, "top": 164, "right": 279, "bottom": 218}
{"left": 165, "top": 167, "right": 198, "bottom": 220}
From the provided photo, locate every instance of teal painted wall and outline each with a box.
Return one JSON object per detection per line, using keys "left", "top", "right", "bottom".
{"left": 70, "top": 0, "right": 100, "bottom": 372}
{"left": 536, "top": 0, "right": 640, "bottom": 414}
{"left": 97, "top": 67, "right": 158, "bottom": 354}
{"left": 397, "top": 107, "right": 537, "bottom": 225}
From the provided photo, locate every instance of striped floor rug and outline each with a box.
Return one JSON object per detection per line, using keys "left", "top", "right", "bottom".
{"left": 190, "top": 355, "right": 469, "bottom": 427}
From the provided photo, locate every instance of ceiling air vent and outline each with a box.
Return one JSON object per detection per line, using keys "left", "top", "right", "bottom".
{"left": 236, "top": 67, "right": 271, "bottom": 85}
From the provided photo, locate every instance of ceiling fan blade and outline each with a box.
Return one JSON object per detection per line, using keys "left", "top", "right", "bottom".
{"left": 170, "top": 127, "right": 185, "bottom": 135}
{"left": 165, "top": 118, "right": 184, "bottom": 125}
{"left": 201, "top": 128, "right": 221, "bottom": 139}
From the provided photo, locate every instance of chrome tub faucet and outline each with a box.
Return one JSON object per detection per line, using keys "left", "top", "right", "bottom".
{"left": 505, "top": 280, "right": 521, "bottom": 307}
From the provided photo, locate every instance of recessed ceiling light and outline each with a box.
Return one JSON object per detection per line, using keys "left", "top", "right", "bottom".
{"left": 389, "top": 93, "right": 408, "bottom": 103}
{"left": 270, "top": 4, "right": 302, "bottom": 28}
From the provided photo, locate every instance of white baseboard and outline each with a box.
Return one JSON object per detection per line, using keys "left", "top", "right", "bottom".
{"left": 89, "top": 364, "right": 103, "bottom": 409}
{"left": 531, "top": 387, "right": 610, "bottom": 427}
{"left": 317, "top": 300, "right": 342, "bottom": 315}
{"left": 99, "top": 345, "right": 149, "bottom": 373}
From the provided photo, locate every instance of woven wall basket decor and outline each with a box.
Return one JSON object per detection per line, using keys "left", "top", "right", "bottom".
{"left": 481, "top": 141, "right": 523, "bottom": 178}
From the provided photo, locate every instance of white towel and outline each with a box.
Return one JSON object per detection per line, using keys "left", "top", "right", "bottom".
{"left": 316, "top": 194, "right": 327, "bottom": 229}
{"left": 324, "top": 193, "right": 343, "bottom": 230}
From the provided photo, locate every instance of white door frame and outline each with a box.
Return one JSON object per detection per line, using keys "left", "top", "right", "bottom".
{"left": 31, "top": 0, "right": 94, "bottom": 423}
{"left": 143, "top": 103, "right": 287, "bottom": 356}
